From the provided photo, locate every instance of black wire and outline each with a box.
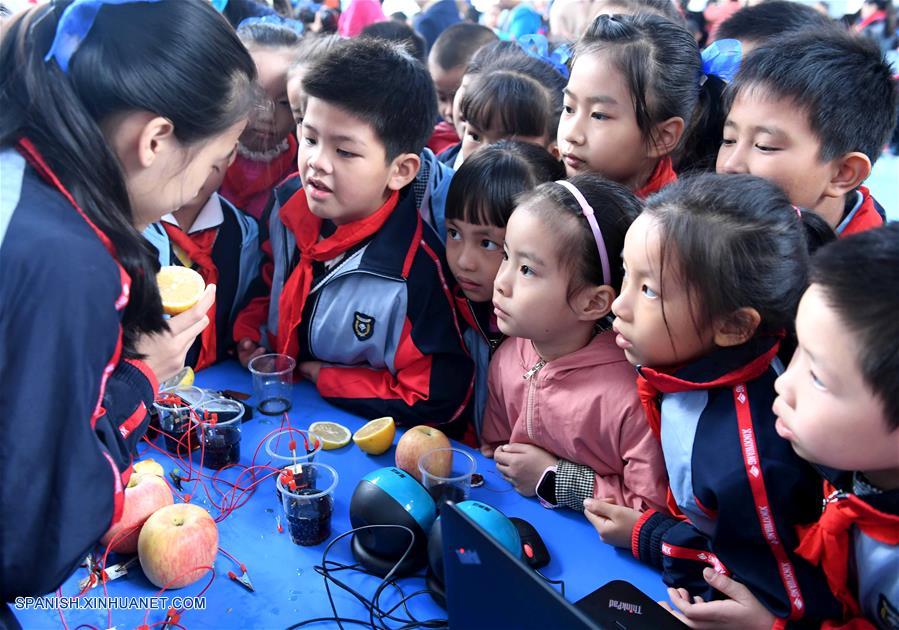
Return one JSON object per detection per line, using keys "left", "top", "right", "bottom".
{"left": 535, "top": 569, "right": 566, "bottom": 598}
{"left": 287, "top": 524, "right": 448, "bottom": 630}
{"left": 285, "top": 617, "right": 376, "bottom": 629}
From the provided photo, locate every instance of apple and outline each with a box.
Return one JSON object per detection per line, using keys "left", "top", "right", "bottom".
{"left": 101, "top": 473, "right": 173, "bottom": 554}
{"left": 133, "top": 458, "right": 165, "bottom": 477}
{"left": 395, "top": 426, "right": 452, "bottom": 482}
{"left": 138, "top": 504, "right": 218, "bottom": 589}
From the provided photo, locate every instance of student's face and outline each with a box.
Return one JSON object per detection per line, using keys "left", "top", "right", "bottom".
{"left": 429, "top": 57, "right": 465, "bottom": 125}
{"left": 176, "top": 150, "right": 237, "bottom": 215}
{"left": 128, "top": 120, "right": 245, "bottom": 228}
{"left": 717, "top": 90, "right": 836, "bottom": 216}
{"left": 558, "top": 53, "right": 652, "bottom": 189}
{"left": 241, "top": 47, "right": 296, "bottom": 152}
{"left": 612, "top": 213, "right": 716, "bottom": 368}
{"left": 773, "top": 285, "right": 899, "bottom": 477}
{"left": 446, "top": 218, "right": 506, "bottom": 303}
{"left": 493, "top": 207, "right": 583, "bottom": 342}
{"left": 286, "top": 66, "right": 308, "bottom": 127}
{"left": 461, "top": 119, "right": 552, "bottom": 161}
{"left": 299, "top": 97, "right": 404, "bottom": 225}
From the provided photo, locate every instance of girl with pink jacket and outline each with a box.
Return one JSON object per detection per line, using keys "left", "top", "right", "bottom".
{"left": 481, "top": 175, "right": 668, "bottom": 515}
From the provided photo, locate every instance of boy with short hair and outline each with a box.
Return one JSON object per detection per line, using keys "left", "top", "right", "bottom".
{"left": 717, "top": 30, "right": 896, "bottom": 236}
{"left": 427, "top": 22, "right": 498, "bottom": 156}
{"left": 234, "top": 39, "right": 475, "bottom": 436}
{"left": 666, "top": 223, "right": 899, "bottom": 629}
{"left": 715, "top": 0, "right": 834, "bottom": 54}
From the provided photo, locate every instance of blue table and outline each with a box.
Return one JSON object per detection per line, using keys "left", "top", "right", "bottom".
{"left": 15, "top": 361, "right": 667, "bottom": 629}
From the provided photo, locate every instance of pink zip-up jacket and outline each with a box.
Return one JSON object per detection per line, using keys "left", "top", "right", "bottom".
{"left": 481, "top": 332, "right": 668, "bottom": 513}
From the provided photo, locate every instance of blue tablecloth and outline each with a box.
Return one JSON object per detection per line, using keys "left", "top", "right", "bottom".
{"left": 15, "top": 361, "right": 667, "bottom": 629}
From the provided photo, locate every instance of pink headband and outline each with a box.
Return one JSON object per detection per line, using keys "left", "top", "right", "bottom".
{"left": 555, "top": 180, "right": 611, "bottom": 286}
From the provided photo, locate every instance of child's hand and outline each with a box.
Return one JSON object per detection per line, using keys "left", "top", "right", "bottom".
{"left": 298, "top": 361, "right": 322, "bottom": 384}
{"left": 237, "top": 338, "right": 265, "bottom": 368}
{"left": 493, "top": 443, "right": 557, "bottom": 497}
{"left": 658, "top": 568, "right": 775, "bottom": 629}
{"left": 137, "top": 285, "right": 216, "bottom": 382}
{"left": 583, "top": 497, "right": 640, "bottom": 549}
{"left": 480, "top": 444, "right": 497, "bottom": 458}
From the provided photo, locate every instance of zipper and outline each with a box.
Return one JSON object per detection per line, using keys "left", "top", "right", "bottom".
{"left": 467, "top": 300, "right": 503, "bottom": 353}
{"left": 523, "top": 358, "right": 546, "bottom": 440}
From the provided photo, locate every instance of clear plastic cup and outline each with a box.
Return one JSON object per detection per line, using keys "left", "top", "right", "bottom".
{"left": 419, "top": 447, "right": 477, "bottom": 512}
{"left": 153, "top": 386, "right": 206, "bottom": 454}
{"left": 193, "top": 398, "right": 243, "bottom": 470}
{"left": 248, "top": 353, "right": 295, "bottom": 415}
{"left": 277, "top": 462, "right": 338, "bottom": 546}
{"left": 265, "top": 428, "right": 323, "bottom": 499}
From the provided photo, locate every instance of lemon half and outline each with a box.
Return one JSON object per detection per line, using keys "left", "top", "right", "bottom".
{"left": 352, "top": 417, "right": 396, "bottom": 455}
{"left": 309, "top": 421, "right": 352, "bottom": 450}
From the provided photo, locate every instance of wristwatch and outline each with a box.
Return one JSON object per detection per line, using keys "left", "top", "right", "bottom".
{"left": 536, "top": 464, "right": 559, "bottom": 509}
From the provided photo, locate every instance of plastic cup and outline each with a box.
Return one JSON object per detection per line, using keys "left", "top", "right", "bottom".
{"left": 248, "top": 353, "right": 295, "bottom": 415}
{"left": 193, "top": 399, "right": 243, "bottom": 470}
{"left": 265, "top": 428, "right": 323, "bottom": 500}
{"left": 277, "top": 462, "right": 338, "bottom": 546}
{"left": 419, "top": 447, "right": 477, "bottom": 512}
{"left": 153, "top": 386, "right": 206, "bottom": 454}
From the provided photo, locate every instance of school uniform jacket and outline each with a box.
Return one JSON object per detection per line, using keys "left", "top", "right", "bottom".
{"left": 143, "top": 194, "right": 261, "bottom": 368}
{"left": 836, "top": 186, "right": 886, "bottom": 237}
{"left": 233, "top": 181, "right": 475, "bottom": 437}
{"left": 630, "top": 337, "right": 839, "bottom": 624}
{"left": 454, "top": 288, "right": 505, "bottom": 439}
{"left": 797, "top": 469, "right": 899, "bottom": 630}
{"left": 0, "top": 144, "right": 156, "bottom": 599}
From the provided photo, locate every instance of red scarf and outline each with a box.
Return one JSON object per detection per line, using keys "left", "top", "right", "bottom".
{"left": 635, "top": 338, "right": 782, "bottom": 518}
{"left": 276, "top": 189, "right": 400, "bottom": 360}
{"left": 796, "top": 480, "right": 899, "bottom": 618}
{"left": 635, "top": 156, "right": 677, "bottom": 199}
{"left": 162, "top": 223, "right": 219, "bottom": 371}
{"left": 855, "top": 9, "right": 887, "bottom": 31}
{"left": 840, "top": 186, "right": 883, "bottom": 237}
{"left": 220, "top": 134, "right": 298, "bottom": 218}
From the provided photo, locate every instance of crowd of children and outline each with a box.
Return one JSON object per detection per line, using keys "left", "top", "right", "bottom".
{"left": 1, "top": 0, "right": 897, "bottom": 628}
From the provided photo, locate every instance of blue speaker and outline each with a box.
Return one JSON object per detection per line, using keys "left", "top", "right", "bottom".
{"left": 349, "top": 467, "right": 437, "bottom": 576}
{"left": 427, "top": 500, "right": 521, "bottom": 606}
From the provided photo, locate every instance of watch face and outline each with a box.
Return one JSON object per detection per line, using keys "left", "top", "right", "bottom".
{"left": 536, "top": 469, "right": 557, "bottom": 506}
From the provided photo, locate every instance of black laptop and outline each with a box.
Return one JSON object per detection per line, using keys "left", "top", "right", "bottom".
{"left": 441, "top": 502, "right": 686, "bottom": 629}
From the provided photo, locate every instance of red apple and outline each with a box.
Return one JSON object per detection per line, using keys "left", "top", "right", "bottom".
{"left": 138, "top": 504, "right": 218, "bottom": 589}
{"left": 395, "top": 426, "right": 452, "bottom": 482}
{"left": 101, "top": 473, "right": 173, "bottom": 554}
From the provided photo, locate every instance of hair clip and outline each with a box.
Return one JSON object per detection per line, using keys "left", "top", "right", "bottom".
{"left": 700, "top": 38, "right": 742, "bottom": 86}
{"left": 44, "top": 0, "right": 163, "bottom": 75}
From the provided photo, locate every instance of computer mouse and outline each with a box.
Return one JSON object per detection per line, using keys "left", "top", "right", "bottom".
{"left": 510, "top": 517, "right": 550, "bottom": 569}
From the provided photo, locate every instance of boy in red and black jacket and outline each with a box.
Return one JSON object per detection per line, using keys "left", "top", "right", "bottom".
{"left": 233, "top": 39, "right": 474, "bottom": 438}
{"left": 667, "top": 225, "right": 899, "bottom": 629}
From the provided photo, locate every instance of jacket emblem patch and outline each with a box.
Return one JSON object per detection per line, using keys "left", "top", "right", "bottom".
{"left": 353, "top": 312, "right": 375, "bottom": 341}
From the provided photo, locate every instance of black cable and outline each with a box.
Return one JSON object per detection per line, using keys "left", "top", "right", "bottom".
{"left": 535, "top": 569, "right": 566, "bottom": 598}
{"left": 286, "top": 617, "right": 377, "bottom": 629}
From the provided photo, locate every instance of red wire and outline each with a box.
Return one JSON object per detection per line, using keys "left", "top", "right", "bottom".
{"left": 56, "top": 588, "right": 69, "bottom": 630}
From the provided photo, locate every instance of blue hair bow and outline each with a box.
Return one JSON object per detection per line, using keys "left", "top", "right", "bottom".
{"left": 44, "top": 0, "right": 164, "bottom": 75}
{"left": 237, "top": 14, "right": 305, "bottom": 34}
{"left": 700, "top": 38, "right": 742, "bottom": 85}
{"left": 517, "top": 34, "right": 572, "bottom": 80}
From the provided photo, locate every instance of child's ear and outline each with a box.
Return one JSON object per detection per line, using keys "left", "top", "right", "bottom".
{"left": 578, "top": 285, "right": 617, "bottom": 321}
{"left": 714, "top": 307, "right": 761, "bottom": 348}
{"left": 387, "top": 152, "right": 421, "bottom": 192}
{"left": 646, "top": 116, "right": 685, "bottom": 159}
{"left": 545, "top": 140, "right": 560, "bottom": 159}
{"left": 823, "top": 151, "right": 871, "bottom": 199}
